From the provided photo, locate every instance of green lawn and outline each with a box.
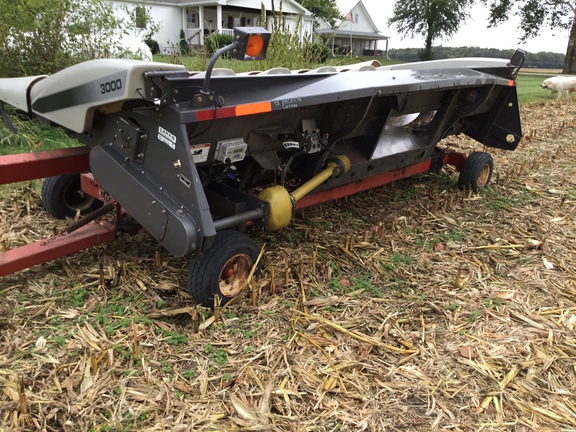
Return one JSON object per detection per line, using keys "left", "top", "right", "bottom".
{"left": 516, "top": 72, "right": 558, "bottom": 104}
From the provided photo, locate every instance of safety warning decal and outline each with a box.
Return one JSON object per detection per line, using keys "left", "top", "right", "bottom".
{"left": 190, "top": 143, "right": 210, "bottom": 163}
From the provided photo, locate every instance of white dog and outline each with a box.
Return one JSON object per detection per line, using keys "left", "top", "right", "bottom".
{"left": 541, "top": 76, "right": 576, "bottom": 98}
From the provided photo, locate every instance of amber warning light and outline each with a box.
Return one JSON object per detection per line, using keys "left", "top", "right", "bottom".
{"left": 231, "top": 27, "right": 270, "bottom": 60}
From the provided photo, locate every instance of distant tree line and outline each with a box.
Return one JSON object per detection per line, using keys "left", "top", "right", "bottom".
{"left": 388, "top": 47, "right": 566, "bottom": 69}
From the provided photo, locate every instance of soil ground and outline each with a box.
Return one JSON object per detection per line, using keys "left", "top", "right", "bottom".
{"left": 1, "top": 98, "right": 575, "bottom": 431}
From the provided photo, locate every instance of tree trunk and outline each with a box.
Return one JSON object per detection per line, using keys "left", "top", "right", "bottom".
{"left": 420, "top": 21, "right": 435, "bottom": 61}
{"left": 563, "top": 8, "right": 576, "bottom": 74}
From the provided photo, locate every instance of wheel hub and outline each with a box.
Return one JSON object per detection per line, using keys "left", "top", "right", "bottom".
{"left": 219, "top": 253, "right": 253, "bottom": 297}
{"left": 477, "top": 164, "right": 491, "bottom": 188}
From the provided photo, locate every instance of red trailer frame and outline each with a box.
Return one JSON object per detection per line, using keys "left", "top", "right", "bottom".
{"left": 0, "top": 147, "right": 466, "bottom": 277}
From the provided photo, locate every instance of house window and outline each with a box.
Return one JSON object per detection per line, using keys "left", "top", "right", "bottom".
{"left": 135, "top": 6, "right": 147, "bottom": 29}
{"left": 354, "top": 14, "right": 359, "bottom": 24}
{"left": 186, "top": 9, "right": 197, "bottom": 27}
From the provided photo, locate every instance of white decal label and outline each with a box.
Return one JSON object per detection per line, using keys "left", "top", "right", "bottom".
{"left": 158, "top": 126, "right": 176, "bottom": 149}
{"left": 190, "top": 143, "right": 210, "bottom": 163}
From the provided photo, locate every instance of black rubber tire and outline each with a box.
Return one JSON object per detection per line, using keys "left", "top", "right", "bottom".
{"left": 187, "top": 230, "right": 261, "bottom": 308}
{"left": 41, "top": 174, "right": 103, "bottom": 219}
{"left": 458, "top": 152, "right": 494, "bottom": 193}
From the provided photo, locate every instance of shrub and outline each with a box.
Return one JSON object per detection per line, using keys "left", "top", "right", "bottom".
{"left": 179, "top": 29, "right": 189, "bottom": 55}
{"left": 306, "top": 42, "right": 331, "bottom": 63}
{"left": 206, "top": 33, "right": 235, "bottom": 56}
{"left": 145, "top": 38, "right": 160, "bottom": 55}
{"left": 0, "top": 0, "right": 159, "bottom": 76}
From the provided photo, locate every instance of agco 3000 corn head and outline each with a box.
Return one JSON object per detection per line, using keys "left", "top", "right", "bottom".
{"left": 0, "top": 28, "right": 524, "bottom": 307}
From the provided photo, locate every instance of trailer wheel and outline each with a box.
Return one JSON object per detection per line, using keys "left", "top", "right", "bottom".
{"left": 41, "top": 174, "right": 103, "bottom": 219}
{"left": 458, "top": 152, "right": 493, "bottom": 192}
{"left": 187, "top": 230, "right": 261, "bottom": 308}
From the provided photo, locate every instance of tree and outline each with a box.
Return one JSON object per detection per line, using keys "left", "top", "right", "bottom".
{"left": 482, "top": 0, "right": 576, "bottom": 73}
{"left": 294, "top": 0, "right": 342, "bottom": 27}
{"left": 0, "top": 0, "right": 157, "bottom": 77}
{"left": 388, "top": 0, "right": 474, "bottom": 60}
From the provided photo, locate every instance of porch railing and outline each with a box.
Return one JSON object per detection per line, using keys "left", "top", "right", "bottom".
{"left": 184, "top": 28, "right": 235, "bottom": 46}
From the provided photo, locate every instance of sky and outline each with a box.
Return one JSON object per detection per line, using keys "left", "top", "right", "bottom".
{"left": 335, "top": 0, "right": 569, "bottom": 54}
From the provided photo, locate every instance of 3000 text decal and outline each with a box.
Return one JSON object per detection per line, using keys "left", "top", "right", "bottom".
{"left": 100, "top": 79, "right": 123, "bottom": 94}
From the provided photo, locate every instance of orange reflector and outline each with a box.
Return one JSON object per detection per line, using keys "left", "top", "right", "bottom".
{"left": 236, "top": 101, "right": 272, "bottom": 116}
{"left": 245, "top": 34, "right": 265, "bottom": 57}
{"left": 508, "top": 80, "right": 515, "bottom": 87}
{"left": 196, "top": 101, "right": 272, "bottom": 121}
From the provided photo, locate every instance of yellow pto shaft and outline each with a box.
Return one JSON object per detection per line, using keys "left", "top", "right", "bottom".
{"left": 258, "top": 155, "right": 350, "bottom": 230}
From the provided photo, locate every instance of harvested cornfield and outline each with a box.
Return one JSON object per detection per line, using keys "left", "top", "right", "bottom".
{"left": 1, "top": 99, "right": 575, "bottom": 431}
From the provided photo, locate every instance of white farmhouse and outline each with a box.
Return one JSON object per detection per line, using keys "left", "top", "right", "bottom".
{"left": 110, "top": 0, "right": 315, "bottom": 54}
{"left": 316, "top": 0, "right": 389, "bottom": 57}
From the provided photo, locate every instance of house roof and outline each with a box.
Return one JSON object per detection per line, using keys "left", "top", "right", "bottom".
{"left": 345, "top": 0, "right": 380, "bottom": 34}
{"left": 316, "top": 28, "right": 389, "bottom": 40}
{"left": 125, "top": 0, "right": 312, "bottom": 16}
{"left": 315, "top": 0, "right": 388, "bottom": 40}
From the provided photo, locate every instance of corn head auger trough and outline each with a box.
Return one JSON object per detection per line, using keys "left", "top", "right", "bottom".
{"left": 0, "top": 28, "right": 524, "bottom": 307}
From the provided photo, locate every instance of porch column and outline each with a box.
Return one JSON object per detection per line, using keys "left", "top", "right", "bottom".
{"left": 199, "top": 6, "right": 204, "bottom": 45}
{"left": 217, "top": 5, "right": 222, "bottom": 33}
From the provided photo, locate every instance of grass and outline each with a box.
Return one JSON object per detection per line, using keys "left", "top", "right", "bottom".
{"left": 0, "top": 113, "right": 79, "bottom": 155}
{"left": 153, "top": 52, "right": 402, "bottom": 73}
{"left": 516, "top": 72, "right": 558, "bottom": 104}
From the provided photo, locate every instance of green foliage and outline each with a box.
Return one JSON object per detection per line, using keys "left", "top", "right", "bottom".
{"left": 305, "top": 42, "right": 331, "bottom": 63}
{"left": 0, "top": 110, "right": 79, "bottom": 155}
{"left": 294, "top": 0, "right": 343, "bottom": 27}
{"left": 203, "top": 344, "right": 228, "bottom": 367}
{"left": 481, "top": 0, "right": 576, "bottom": 73}
{"left": 389, "top": 46, "right": 565, "bottom": 70}
{"left": 448, "top": 302, "right": 460, "bottom": 311}
{"left": 205, "top": 33, "right": 235, "bottom": 56}
{"left": 179, "top": 29, "right": 189, "bottom": 55}
{"left": 0, "top": 0, "right": 158, "bottom": 76}
{"left": 483, "top": 0, "right": 573, "bottom": 40}
{"left": 162, "top": 330, "right": 189, "bottom": 345}
{"left": 259, "top": 10, "right": 329, "bottom": 69}
{"left": 145, "top": 38, "right": 160, "bottom": 55}
{"left": 389, "top": 0, "right": 474, "bottom": 60}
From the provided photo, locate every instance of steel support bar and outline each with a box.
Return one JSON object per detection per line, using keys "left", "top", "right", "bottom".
{"left": 0, "top": 221, "right": 117, "bottom": 276}
{"left": 0, "top": 147, "right": 90, "bottom": 185}
{"left": 295, "top": 160, "right": 432, "bottom": 210}
{"left": 295, "top": 150, "right": 468, "bottom": 210}
{"left": 443, "top": 150, "right": 466, "bottom": 171}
